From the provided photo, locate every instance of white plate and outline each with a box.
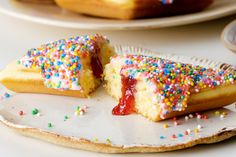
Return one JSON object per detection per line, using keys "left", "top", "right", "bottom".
{"left": 222, "top": 19, "right": 236, "bottom": 53}
{"left": 0, "top": 0, "right": 236, "bottom": 30}
{"left": 0, "top": 46, "right": 236, "bottom": 153}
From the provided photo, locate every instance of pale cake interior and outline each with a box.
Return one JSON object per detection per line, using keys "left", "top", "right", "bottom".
{"left": 104, "top": 57, "right": 161, "bottom": 121}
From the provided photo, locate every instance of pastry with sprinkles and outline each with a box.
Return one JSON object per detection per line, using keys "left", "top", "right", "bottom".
{"left": 104, "top": 54, "right": 236, "bottom": 121}
{"left": 0, "top": 34, "right": 115, "bottom": 97}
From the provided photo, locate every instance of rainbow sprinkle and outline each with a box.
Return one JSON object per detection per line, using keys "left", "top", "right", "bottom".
{"left": 106, "top": 138, "right": 111, "bottom": 144}
{"left": 74, "top": 105, "right": 87, "bottom": 116}
{"left": 4, "top": 92, "right": 11, "bottom": 98}
{"left": 163, "top": 124, "right": 169, "bottom": 128}
{"left": 64, "top": 115, "right": 69, "bottom": 121}
{"left": 48, "top": 123, "right": 53, "bottom": 128}
{"left": 117, "top": 54, "right": 236, "bottom": 117}
{"left": 19, "top": 110, "right": 24, "bottom": 116}
{"left": 19, "top": 34, "right": 109, "bottom": 91}
{"left": 32, "top": 108, "right": 39, "bottom": 115}
{"left": 161, "top": 0, "right": 174, "bottom": 5}
{"left": 93, "top": 138, "right": 98, "bottom": 142}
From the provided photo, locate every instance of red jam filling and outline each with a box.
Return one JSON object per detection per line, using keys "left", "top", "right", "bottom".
{"left": 112, "top": 75, "right": 137, "bottom": 115}
{"left": 90, "top": 46, "right": 103, "bottom": 78}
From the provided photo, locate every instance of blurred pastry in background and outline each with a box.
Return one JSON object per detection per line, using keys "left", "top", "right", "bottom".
{"left": 54, "top": 0, "right": 214, "bottom": 19}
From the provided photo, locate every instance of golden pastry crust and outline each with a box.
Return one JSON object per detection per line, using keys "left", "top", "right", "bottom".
{"left": 0, "top": 62, "right": 89, "bottom": 97}
{"left": 154, "top": 84, "right": 236, "bottom": 121}
{"left": 55, "top": 0, "right": 214, "bottom": 19}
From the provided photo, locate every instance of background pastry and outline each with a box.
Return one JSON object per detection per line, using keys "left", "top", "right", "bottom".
{"left": 15, "top": 0, "right": 55, "bottom": 4}
{"left": 55, "top": 0, "right": 214, "bottom": 19}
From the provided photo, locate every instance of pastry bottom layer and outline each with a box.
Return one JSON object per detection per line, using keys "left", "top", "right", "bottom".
{"left": 0, "top": 62, "right": 95, "bottom": 97}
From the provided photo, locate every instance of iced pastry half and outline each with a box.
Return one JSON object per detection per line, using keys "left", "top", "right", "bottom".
{"left": 0, "top": 34, "right": 115, "bottom": 97}
{"left": 104, "top": 54, "right": 236, "bottom": 121}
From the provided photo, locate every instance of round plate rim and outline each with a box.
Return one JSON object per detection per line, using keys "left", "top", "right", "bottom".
{"left": 1, "top": 0, "right": 236, "bottom": 30}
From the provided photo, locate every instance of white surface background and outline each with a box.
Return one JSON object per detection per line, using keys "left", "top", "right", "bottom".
{"left": 0, "top": 12, "right": 236, "bottom": 157}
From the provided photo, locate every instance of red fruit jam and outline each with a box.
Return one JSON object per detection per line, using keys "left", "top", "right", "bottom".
{"left": 90, "top": 46, "right": 103, "bottom": 78}
{"left": 112, "top": 75, "right": 137, "bottom": 115}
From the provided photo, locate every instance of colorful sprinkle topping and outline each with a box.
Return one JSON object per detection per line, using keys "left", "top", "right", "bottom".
{"left": 32, "top": 108, "right": 39, "bottom": 115}
{"left": 215, "top": 111, "right": 220, "bottom": 116}
{"left": 4, "top": 92, "right": 11, "bottom": 98}
{"left": 48, "top": 122, "right": 53, "bottom": 128}
{"left": 19, "top": 110, "right": 24, "bottom": 116}
{"left": 197, "top": 124, "right": 202, "bottom": 130}
{"left": 106, "top": 138, "right": 111, "bottom": 144}
{"left": 19, "top": 34, "right": 109, "bottom": 91}
{"left": 64, "top": 115, "right": 69, "bottom": 121}
{"left": 215, "top": 110, "right": 228, "bottom": 118}
{"left": 197, "top": 114, "right": 201, "bottom": 119}
{"left": 115, "top": 54, "right": 236, "bottom": 118}
{"left": 161, "top": 0, "right": 174, "bottom": 5}
{"left": 163, "top": 124, "right": 169, "bottom": 128}
{"left": 93, "top": 138, "right": 98, "bottom": 142}
{"left": 184, "top": 130, "right": 189, "bottom": 135}
{"left": 172, "top": 134, "right": 177, "bottom": 139}
{"left": 220, "top": 114, "right": 226, "bottom": 118}
{"left": 187, "top": 129, "right": 191, "bottom": 134}
{"left": 189, "top": 114, "right": 194, "bottom": 119}
{"left": 185, "top": 116, "right": 189, "bottom": 120}
{"left": 74, "top": 105, "right": 88, "bottom": 116}
{"left": 174, "top": 121, "right": 179, "bottom": 126}
{"left": 194, "top": 128, "right": 199, "bottom": 133}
